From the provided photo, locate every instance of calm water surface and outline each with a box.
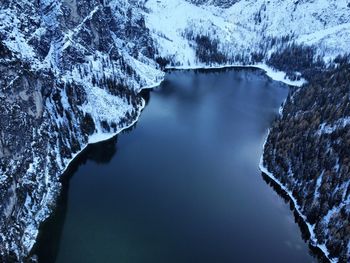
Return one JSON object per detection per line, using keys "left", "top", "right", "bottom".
{"left": 35, "top": 68, "right": 317, "bottom": 263}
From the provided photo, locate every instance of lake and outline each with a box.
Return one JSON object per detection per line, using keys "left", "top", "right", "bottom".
{"left": 34, "top": 68, "right": 318, "bottom": 263}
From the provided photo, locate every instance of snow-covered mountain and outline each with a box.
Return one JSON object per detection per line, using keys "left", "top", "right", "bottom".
{"left": 145, "top": 0, "right": 350, "bottom": 65}
{"left": 0, "top": 0, "right": 163, "bottom": 261}
{"left": 0, "top": 0, "right": 349, "bottom": 262}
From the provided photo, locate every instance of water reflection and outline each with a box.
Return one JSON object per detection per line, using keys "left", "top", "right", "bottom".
{"left": 32, "top": 136, "right": 119, "bottom": 262}
{"left": 261, "top": 172, "right": 329, "bottom": 263}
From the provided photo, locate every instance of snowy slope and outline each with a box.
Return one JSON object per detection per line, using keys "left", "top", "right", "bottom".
{"left": 145, "top": 0, "right": 350, "bottom": 65}
{"left": 0, "top": 0, "right": 163, "bottom": 261}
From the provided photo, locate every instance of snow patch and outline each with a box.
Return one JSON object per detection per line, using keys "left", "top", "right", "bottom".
{"left": 316, "top": 117, "right": 350, "bottom": 136}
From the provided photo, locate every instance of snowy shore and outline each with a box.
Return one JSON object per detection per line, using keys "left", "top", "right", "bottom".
{"left": 61, "top": 80, "right": 163, "bottom": 176}
{"left": 259, "top": 133, "right": 335, "bottom": 263}
{"left": 257, "top": 72, "right": 334, "bottom": 263}
{"left": 166, "top": 63, "right": 306, "bottom": 87}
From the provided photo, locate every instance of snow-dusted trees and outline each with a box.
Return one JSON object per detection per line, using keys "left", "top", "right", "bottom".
{"left": 267, "top": 43, "right": 325, "bottom": 81}
{"left": 0, "top": 41, "right": 11, "bottom": 58}
{"left": 263, "top": 58, "right": 350, "bottom": 262}
{"left": 184, "top": 30, "right": 228, "bottom": 64}
{"left": 193, "top": 35, "right": 227, "bottom": 64}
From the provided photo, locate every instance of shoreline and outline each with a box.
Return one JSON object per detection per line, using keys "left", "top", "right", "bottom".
{"left": 61, "top": 80, "right": 163, "bottom": 175}
{"left": 256, "top": 60, "right": 334, "bottom": 262}
{"left": 26, "top": 80, "right": 164, "bottom": 258}
{"left": 166, "top": 63, "right": 307, "bottom": 87}
{"left": 60, "top": 62, "right": 303, "bottom": 180}
{"left": 259, "top": 132, "right": 335, "bottom": 263}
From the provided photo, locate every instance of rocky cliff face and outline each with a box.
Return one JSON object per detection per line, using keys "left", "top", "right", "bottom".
{"left": 0, "top": 0, "right": 349, "bottom": 262}
{"left": 0, "top": 0, "right": 163, "bottom": 261}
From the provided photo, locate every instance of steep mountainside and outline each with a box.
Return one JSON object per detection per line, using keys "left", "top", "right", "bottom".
{"left": 145, "top": 0, "right": 350, "bottom": 66}
{"left": 261, "top": 60, "right": 350, "bottom": 263}
{"left": 0, "top": 0, "right": 163, "bottom": 261}
{"left": 0, "top": 0, "right": 349, "bottom": 262}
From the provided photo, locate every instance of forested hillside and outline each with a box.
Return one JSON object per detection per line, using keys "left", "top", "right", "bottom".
{"left": 262, "top": 57, "right": 350, "bottom": 262}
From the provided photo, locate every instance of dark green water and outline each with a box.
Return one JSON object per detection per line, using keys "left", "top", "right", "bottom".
{"left": 35, "top": 68, "right": 318, "bottom": 263}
